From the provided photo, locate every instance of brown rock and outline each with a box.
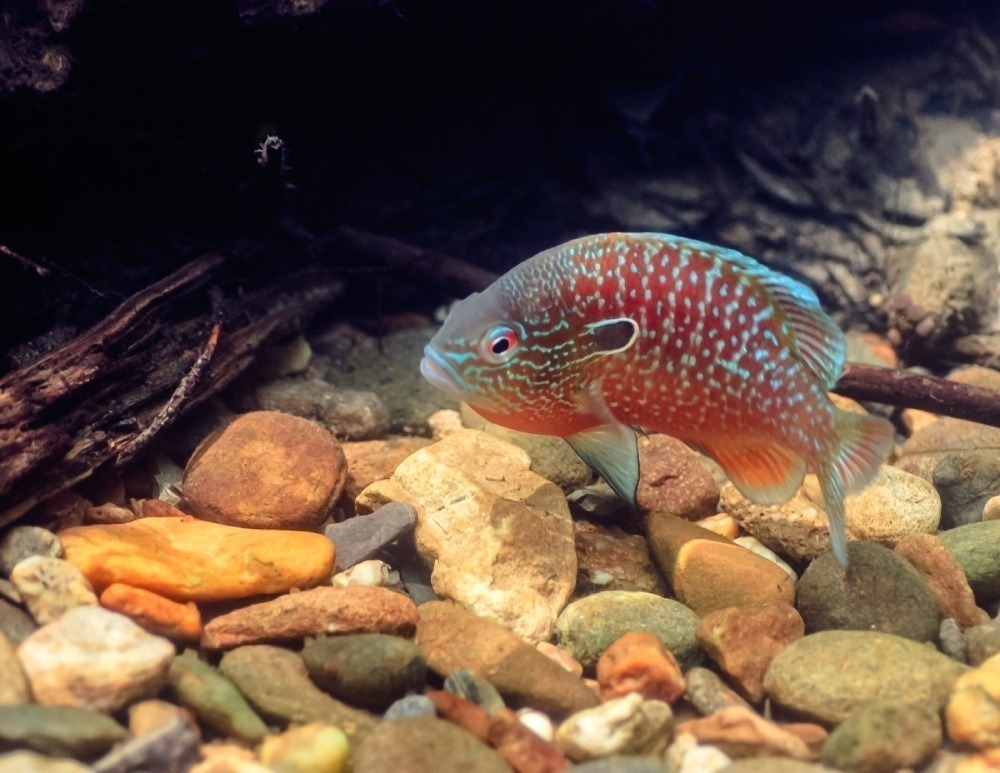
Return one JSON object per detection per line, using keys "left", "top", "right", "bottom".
{"left": 60, "top": 516, "right": 335, "bottom": 601}
{"left": 676, "top": 706, "right": 814, "bottom": 759}
{"left": 535, "top": 643, "right": 583, "bottom": 678}
{"left": 647, "top": 514, "right": 795, "bottom": 615}
{"left": 573, "top": 520, "right": 668, "bottom": 597}
{"left": 637, "top": 435, "right": 720, "bottom": 519}
{"left": 85, "top": 503, "right": 138, "bottom": 525}
{"left": 696, "top": 604, "right": 805, "bottom": 704}
{"left": 596, "top": 631, "right": 685, "bottom": 704}
{"left": 684, "top": 666, "right": 754, "bottom": 716}
{"left": 947, "top": 652, "right": 1000, "bottom": 750}
{"left": 202, "top": 585, "right": 418, "bottom": 649}
{"left": 694, "top": 513, "right": 741, "bottom": 540}
{"left": 338, "top": 436, "right": 433, "bottom": 513}
{"left": 427, "top": 690, "right": 491, "bottom": 741}
{"left": 488, "top": 708, "right": 569, "bottom": 772}
{"left": 895, "top": 533, "right": 989, "bottom": 629}
{"left": 100, "top": 583, "right": 202, "bottom": 641}
{"left": 183, "top": 410, "right": 347, "bottom": 530}
{"left": 0, "top": 631, "right": 30, "bottom": 704}
{"left": 416, "top": 601, "right": 599, "bottom": 716}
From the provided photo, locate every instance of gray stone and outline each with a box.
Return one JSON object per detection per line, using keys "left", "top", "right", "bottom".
{"left": 91, "top": 714, "right": 199, "bottom": 773}
{"left": 353, "top": 715, "right": 512, "bottom": 772}
{"left": 684, "top": 667, "right": 753, "bottom": 716}
{"left": 10, "top": 555, "right": 98, "bottom": 624}
{"left": 965, "top": 617, "right": 1000, "bottom": 666}
{"left": 325, "top": 502, "right": 418, "bottom": 571}
{"left": 0, "top": 631, "right": 30, "bottom": 704}
{"left": 384, "top": 694, "right": 436, "bottom": 721}
{"left": 301, "top": 633, "right": 427, "bottom": 710}
{"left": 939, "top": 521, "right": 1000, "bottom": 603}
{"left": 764, "top": 630, "right": 968, "bottom": 724}
{"left": 249, "top": 378, "right": 391, "bottom": 441}
{"left": 933, "top": 451, "right": 1000, "bottom": 528}
{"left": 0, "top": 526, "right": 62, "bottom": 577}
{"left": 0, "top": 705, "right": 127, "bottom": 759}
{"left": 0, "top": 598, "right": 37, "bottom": 646}
{"left": 444, "top": 669, "right": 505, "bottom": 715}
{"left": 796, "top": 542, "right": 939, "bottom": 642}
{"left": 554, "top": 591, "right": 701, "bottom": 671}
{"left": 940, "top": 618, "right": 967, "bottom": 663}
{"left": 821, "top": 700, "right": 942, "bottom": 772}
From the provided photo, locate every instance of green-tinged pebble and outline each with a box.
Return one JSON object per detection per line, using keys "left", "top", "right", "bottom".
{"left": 554, "top": 591, "right": 701, "bottom": 671}
{"left": 938, "top": 520, "right": 1000, "bottom": 603}
{"left": 821, "top": 700, "right": 942, "bottom": 773}
{"left": 0, "top": 705, "right": 127, "bottom": 759}
{"left": 353, "top": 716, "right": 511, "bottom": 772}
{"left": 764, "top": 630, "right": 967, "bottom": 725}
{"left": 167, "top": 649, "right": 268, "bottom": 743}
{"left": 301, "top": 634, "right": 426, "bottom": 710}
{"left": 260, "top": 723, "right": 349, "bottom": 773}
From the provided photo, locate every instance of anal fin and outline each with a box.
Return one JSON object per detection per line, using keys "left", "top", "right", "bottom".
{"left": 698, "top": 437, "right": 806, "bottom": 505}
{"left": 567, "top": 423, "right": 640, "bottom": 508}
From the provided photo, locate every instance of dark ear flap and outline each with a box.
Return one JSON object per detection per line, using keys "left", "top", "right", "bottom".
{"left": 587, "top": 318, "right": 639, "bottom": 353}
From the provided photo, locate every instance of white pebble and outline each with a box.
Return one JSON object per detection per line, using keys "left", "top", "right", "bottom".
{"left": 555, "top": 692, "right": 672, "bottom": 761}
{"left": 332, "top": 559, "right": 400, "bottom": 588}
{"left": 516, "top": 708, "right": 554, "bottom": 742}
{"left": 734, "top": 536, "right": 797, "bottom": 581}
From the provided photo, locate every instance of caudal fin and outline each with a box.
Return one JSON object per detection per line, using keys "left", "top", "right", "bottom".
{"left": 818, "top": 409, "right": 895, "bottom": 567}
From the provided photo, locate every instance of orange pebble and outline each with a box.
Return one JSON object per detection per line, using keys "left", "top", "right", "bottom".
{"left": 100, "top": 582, "right": 202, "bottom": 641}
{"left": 596, "top": 631, "right": 685, "bottom": 704}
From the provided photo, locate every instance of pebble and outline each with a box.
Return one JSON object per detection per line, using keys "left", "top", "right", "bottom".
{"left": 331, "top": 559, "right": 401, "bottom": 588}
{"left": 764, "top": 630, "right": 968, "bottom": 724}
{"left": 938, "top": 520, "right": 1000, "bottom": 603}
{"left": 247, "top": 377, "right": 391, "bottom": 441}
{"left": 353, "top": 715, "right": 512, "bottom": 772}
{"left": 337, "top": 436, "right": 434, "bottom": 511}
{"left": 665, "top": 733, "right": 732, "bottom": 773}
{"left": 384, "top": 694, "right": 436, "bottom": 721}
{"left": 822, "top": 699, "right": 942, "bottom": 772}
{"left": 0, "top": 705, "right": 127, "bottom": 759}
{"left": 796, "top": 541, "right": 939, "bottom": 642}
{"left": 554, "top": 590, "right": 701, "bottom": 672}
{"left": 60, "top": 514, "right": 335, "bottom": 601}
{"left": 895, "top": 533, "right": 989, "bottom": 628}
{"left": 91, "top": 713, "right": 199, "bottom": 773}
{"left": 325, "top": 501, "right": 417, "bottom": 571}
{"left": 0, "top": 752, "right": 89, "bottom": 772}
{"left": 696, "top": 603, "right": 804, "bottom": 703}
{"left": 258, "top": 723, "right": 350, "bottom": 773}
{"left": 85, "top": 503, "right": 137, "bottom": 525}
{"left": 966, "top": 618, "right": 1000, "bottom": 666}
{"left": 684, "top": 667, "right": 753, "bottom": 715}
{"left": 0, "top": 578, "right": 20, "bottom": 604}
{"left": 645, "top": 514, "right": 794, "bottom": 615}
{"left": 488, "top": 708, "right": 569, "bottom": 772}
{"left": 555, "top": 693, "right": 672, "bottom": 761}
{"left": 167, "top": 649, "right": 268, "bottom": 744}
{"left": 202, "top": 585, "right": 418, "bottom": 649}
{"left": 985, "top": 495, "right": 1000, "bottom": 521}
{"left": 635, "top": 434, "right": 719, "bottom": 519}
{"left": 219, "top": 645, "right": 376, "bottom": 741}
{"left": 732, "top": 536, "right": 797, "bottom": 581}
{"left": 946, "top": 652, "right": 1000, "bottom": 749}
{"left": 189, "top": 741, "right": 269, "bottom": 773}
{"left": 0, "top": 597, "right": 37, "bottom": 645}
{"left": 694, "top": 513, "right": 741, "bottom": 539}
{"left": 721, "top": 758, "right": 827, "bottom": 772}
{"left": 129, "top": 698, "right": 198, "bottom": 737}
{"left": 100, "top": 583, "right": 202, "bottom": 641}
{"left": 18, "top": 606, "right": 174, "bottom": 712}
{"left": 516, "top": 708, "right": 554, "bottom": 743}
{"left": 301, "top": 633, "right": 426, "bottom": 710}
{"left": 932, "top": 451, "right": 1000, "bottom": 528}
{"left": 595, "top": 631, "right": 686, "bottom": 704}
{"left": 0, "top": 526, "right": 63, "bottom": 576}
{"left": 415, "top": 600, "right": 598, "bottom": 715}
{"left": 676, "top": 705, "right": 813, "bottom": 759}
{"left": 444, "top": 669, "right": 506, "bottom": 715}
{"left": 426, "top": 690, "right": 491, "bottom": 740}
{"left": 9, "top": 555, "right": 98, "bottom": 624}
{"left": 573, "top": 520, "right": 669, "bottom": 597}
{"left": 182, "top": 410, "right": 347, "bottom": 530}
{"left": 427, "top": 408, "right": 464, "bottom": 438}
{"left": 941, "top": 618, "right": 968, "bottom": 663}
{"left": 574, "top": 756, "right": 675, "bottom": 773}
{"left": 536, "top": 642, "right": 584, "bottom": 677}
{"left": 0, "top": 631, "right": 30, "bottom": 704}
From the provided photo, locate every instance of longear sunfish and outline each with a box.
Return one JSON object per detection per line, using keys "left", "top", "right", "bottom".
{"left": 420, "top": 232, "right": 894, "bottom": 566}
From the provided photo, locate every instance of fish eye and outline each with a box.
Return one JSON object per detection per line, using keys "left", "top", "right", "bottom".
{"left": 481, "top": 325, "right": 519, "bottom": 363}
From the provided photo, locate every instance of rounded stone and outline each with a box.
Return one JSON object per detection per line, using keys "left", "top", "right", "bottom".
{"left": 353, "top": 715, "right": 512, "bottom": 772}
{"left": 946, "top": 652, "right": 1000, "bottom": 750}
{"left": 249, "top": 378, "right": 391, "bottom": 441}
{"left": 183, "top": 410, "right": 347, "bottom": 530}
{"left": 384, "top": 694, "right": 436, "bottom": 721}
{"left": 0, "top": 705, "right": 127, "bottom": 760}
{"left": 259, "top": 722, "right": 350, "bottom": 773}
{"left": 555, "top": 693, "right": 672, "bottom": 761}
{"left": 10, "top": 555, "right": 98, "bottom": 625}
{"left": 796, "top": 541, "right": 939, "bottom": 642}
{"left": 444, "top": 669, "right": 505, "bottom": 715}
{"left": 822, "top": 700, "right": 942, "bottom": 772}
{"left": 301, "top": 633, "right": 427, "bottom": 710}
{"left": 554, "top": 591, "right": 701, "bottom": 672}
{"left": 938, "top": 520, "right": 1000, "bottom": 603}
{"left": 636, "top": 434, "right": 719, "bottom": 519}
{"left": 0, "top": 526, "right": 63, "bottom": 577}
{"left": 0, "top": 631, "right": 30, "bottom": 704}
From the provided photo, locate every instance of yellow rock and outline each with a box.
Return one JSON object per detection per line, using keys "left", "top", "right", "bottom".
{"left": 60, "top": 516, "right": 335, "bottom": 602}
{"left": 947, "top": 652, "right": 1000, "bottom": 750}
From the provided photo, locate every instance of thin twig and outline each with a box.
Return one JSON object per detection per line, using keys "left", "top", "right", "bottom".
{"left": 0, "top": 244, "right": 50, "bottom": 277}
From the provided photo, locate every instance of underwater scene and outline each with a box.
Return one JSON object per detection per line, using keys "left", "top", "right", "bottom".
{"left": 2, "top": 1, "right": 1000, "bottom": 771}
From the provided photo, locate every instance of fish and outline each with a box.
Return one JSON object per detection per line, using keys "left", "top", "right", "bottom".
{"left": 420, "top": 232, "right": 894, "bottom": 566}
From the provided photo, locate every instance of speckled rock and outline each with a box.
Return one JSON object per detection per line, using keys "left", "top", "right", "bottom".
{"left": 0, "top": 705, "right": 127, "bottom": 760}
{"left": 596, "top": 631, "right": 686, "bottom": 704}
{"left": 324, "top": 502, "right": 417, "bottom": 571}
{"left": 219, "top": 645, "right": 375, "bottom": 741}
{"left": 259, "top": 723, "right": 350, "bottom": 773}
{"left": 0, "top": 526, "right": 62, "bottom": 576}
{"left": 894, "top": 533, "right": 989, "bottom": 629}
{"left": 573, "top": 520, "right": 668, "bottom": 597}
{"left": 555, "top": 693, "right": 672, "bottom": 761}
{"left": 383, "top": 429, "right": 577, "bottom": 643}
{"left": 676, "top": 706, "right": 813, "bottom": 760}
{"left": 415, "top": 600, "right": 598, "bottom": 716}
{"left": 938, "top": 521, "right": 1000, "bottom": 604}
{"left": 966, "top": 618, "right": 1000, "bottom": 666}
{"left": 696, "top": 604, "right": 804, "bottom": 703}
{"left": 721, "top": 467, "right": 940, "bottom": 562}
{"left": 796, "top": 542, "right": 939, "bottom": 642}
{"left": 646, "top": 514, "right": 794, "bottom": 615}
{"left": 354, "top": 715, "right": 512, "bottom": 772}
{"left": 684, "top": 667, "right": 753, "bottom": 715}
{"left": 635, "top": 434, "right": 719, "bottom": 519}
{"left": 946, "top": 652, "right": 1000, "bottom": 750}
{"left": 201, "top": 585, "right": 418, "bottom": 649}
{"left": 554, "top": 591, "right": 701, "bottom": 672}
{"left": 302, "top": 634, "right": 426, "bottom": 710}
{"left": 932, "top": 451, "right": 1000, "bottom": 529}
{"left": 764, "top": 630, "right": 968, "bottom": 724}
{"left": 821, "top": 699, "right": 941, "bottom": 772}
{"left": 60, "top": 515, "right": 335, "bottom": 601}
{"left": 0, "top": 631, "right": 30, "bottom": 704}
{"left": 338, "top": 436, "right": 434, "bottom": 511}
{"left": 182, "top": 410, "right": 347, "bottom": 530}
{"left": 17, "top": 606, "right": 174, "bottom": 712}
{"left": 9, "top": 556, "right": 97, "bottom": 625}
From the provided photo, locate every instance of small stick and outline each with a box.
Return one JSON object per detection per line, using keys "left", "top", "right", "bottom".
{"left": 0, "top": 244, "right": 50, "bottom": 277}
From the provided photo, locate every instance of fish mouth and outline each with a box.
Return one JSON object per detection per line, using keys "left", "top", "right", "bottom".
{"left": 420, "top": 345, "right": 468, "bottom": 399}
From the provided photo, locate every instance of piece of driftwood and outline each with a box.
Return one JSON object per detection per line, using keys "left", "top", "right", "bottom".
{"left": 0, "top": 253, "right": 342, "bottom": 528}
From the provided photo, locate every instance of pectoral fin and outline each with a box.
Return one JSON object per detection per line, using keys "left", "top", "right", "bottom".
{"left": 567, "top": 423, "right": 640, "bottom": 508}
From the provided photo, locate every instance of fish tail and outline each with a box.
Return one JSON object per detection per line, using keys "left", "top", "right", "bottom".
{"left": 818, "top": 409, "right": 895, "bottom": 567}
